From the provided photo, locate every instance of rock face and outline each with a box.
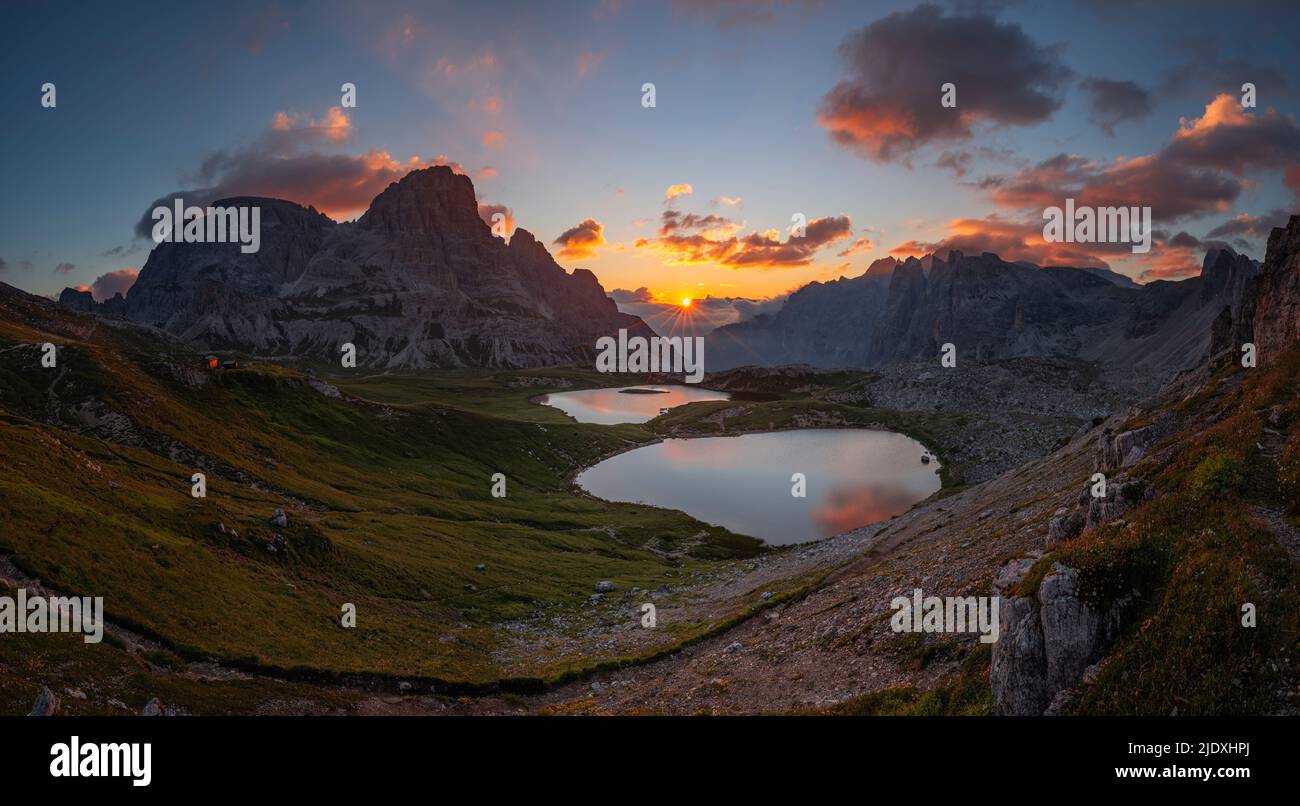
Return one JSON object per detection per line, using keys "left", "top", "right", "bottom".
{"left": 1227, "top": 214, "right": 1300, "bottom": 364}
{"left": 992, "top": 563, "right": 1130, "bottom": 715}
{"left": 62, "top": 167, "right": 650, "bottom": 369}
{"left": 707, "top": 248, "right": 1258, "bottom": 376}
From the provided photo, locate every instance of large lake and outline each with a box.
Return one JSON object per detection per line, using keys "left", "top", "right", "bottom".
{"left": 537, "top": 385, "right": 730, "bottom": 425}
{"left": 576, "top": 429, "right": 941, "bottom": 545}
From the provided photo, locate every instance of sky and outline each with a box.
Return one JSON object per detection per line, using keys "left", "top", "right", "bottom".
{"left": 2, "top": 0, "right": 1299, "bottom": 308}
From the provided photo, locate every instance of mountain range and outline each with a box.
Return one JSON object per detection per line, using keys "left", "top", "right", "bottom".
{"left": 705, "top": 248, "right": 1260, "bottom": 376}
{"left": 60, "top": 166, "right": 1263, "bottom": 381}
{"left": 60, "top": 167, "right": 649, "bottom": 369}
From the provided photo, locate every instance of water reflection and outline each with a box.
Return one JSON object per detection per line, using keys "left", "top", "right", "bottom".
{"left": 537, "top": 385, "right": 730, "bottom": 425}
{"left": 576, "top": 429, "right": 941, "bottom": 545}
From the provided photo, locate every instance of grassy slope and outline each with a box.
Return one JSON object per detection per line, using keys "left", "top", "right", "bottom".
{"left": 0, "top": 293, "right": 968, "bottom": 705}
{"left": 0, "top": 298, "right": 771, "bottom": 690}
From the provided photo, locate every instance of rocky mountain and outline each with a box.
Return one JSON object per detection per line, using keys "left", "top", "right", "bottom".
{"left": 1220, "top": 215, "right": 1300, "bottom": 363}
{"left": 706, "top": 248, "right": 1259, "bottom": 377}
{"left": 62, "top": 167, "right": 650, "bottom": 369}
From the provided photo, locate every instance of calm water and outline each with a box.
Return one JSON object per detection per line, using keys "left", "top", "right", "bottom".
{"left": 576, "top": 429, "right": 940, "bottom": 545}
{"left": 537, "top": 385, "right": 730, "bottom": 425}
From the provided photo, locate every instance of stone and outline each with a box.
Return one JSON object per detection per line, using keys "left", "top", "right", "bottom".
{"left": 28, "top": 686, "right": 58, "bottom": 716}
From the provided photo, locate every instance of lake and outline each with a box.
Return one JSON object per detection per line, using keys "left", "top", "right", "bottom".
{"left": 576, "top": 428, "right": 940, "bottom": 545}
{"left": 537, "top": 385, "right": 730, "bottom": 425}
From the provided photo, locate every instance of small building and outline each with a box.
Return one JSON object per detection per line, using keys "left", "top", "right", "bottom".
{"left": 203, "top": 355, "right": 240, "bottom": 370}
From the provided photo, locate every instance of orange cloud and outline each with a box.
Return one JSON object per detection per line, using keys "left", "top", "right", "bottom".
{"left": 665, "top": 183, "right": 694, "bottom": 202}
{"left": 482, "top": 130, "right": 505, "bottom": 147}
{"left": 270, "top": 106, "right": 353, "bottom": 144}
{"left": 638, "top": 213, "right": 853, "bottom": 269}
{"left": 553, "top": 217, "right": 605, "bottom": 260}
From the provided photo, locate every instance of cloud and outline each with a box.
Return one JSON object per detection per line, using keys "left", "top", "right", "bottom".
{"left": 1164, "top": 94, "right": 1300, "bottom": 174}
{"left": 638, "top": 212, "right": 852, "bottom": 268}
{"left": 132, "top": 108, "right": 470, "bottom": 234}
{"left": 817, "top": 3, "right": 1070, "bottom": 163}
{"left": 982, "top": 95, "right": 1300, "bottom": 223}
{"left": 659, "top": 210, "right": 741, "bottom": 237}
{"left": 665, "top": 183, "right": 694, "bottom": 202}
{"left": 577, "top": 50, "right": 605, "bottom": 78}
{"left": 837, "top": 237, "right": 874, "bottom": 257}
{"left": 888, "top": 215, "right": 1112, "bottom": 268}
{"left": 482, "top": 130, "right": 505, "bottom": 147}
{"left": 1081, "top": 78, "right": 1153, "bottom": 135}
{"left": 712, "top": 195, "right": 743, "bottom": 207}
{"left": 1287, "top": 163, "right": 1300, "bottom": 200}
{"left": 609, "top": 287, "right": 654, "bottom": 304}
{"left": 1160, "top": 47, "right": 1292, "bottom": 100}
{"left": 91, "top": 269, "right": 138, "bottom": 301}
{"left": 1205, "top": 208, "right": 1292, "bottom": 242}
{"left": 0, "top": 257, "right": 7, "bottom": 273}
{"left": 269, "top": 106, "right": 353, "bottom": 145}
{"left": 553, "top": 217, "right": 606, "bottom": 260}
{"left": 53, "top": 262, "right": 77, "bottom": 274}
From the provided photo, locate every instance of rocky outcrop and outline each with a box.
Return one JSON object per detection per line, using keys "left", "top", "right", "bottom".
{"left": 60, "top": 167, "right": 651, "bottom": 370}
{"left": 992, "top": 562, "right": 1131, "bottom": 715}
{"left": 1234, "top": 214, "right": 1300, "bottom": 364}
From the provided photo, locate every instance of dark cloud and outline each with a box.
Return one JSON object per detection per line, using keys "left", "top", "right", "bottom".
{"left": 608, "top": 287, "right": 654, "bottom": 304}
{"left": 53, "top": 262, "right": 77, "bottom": 274}
{"left": 133, "top": 107, "right": 467, "bottom": 237}
{"left": 1159, "top": 43, "right": 1292, "bottom": 100}
{"left": 91, "top": 269, "right": 139, "bottom": 301}
{"left": 817, "top": 3, "right": 1070, "bottom": 162}
{"left": 552, "top": 217, "right": 605, "bottom": 260}
{"left": 1081, "top": 78, "right": 1153, "bottom": 135}
{"left": 935, "top": 150, "right": 973, "bottom": 177}
{"left": 0, "top": 257, "right": 7, "bottom": 273}
{"left": 1205, "top": 208, "right": 1293, "bottom": 240}
{"left": 637, "top": 214, "right": 852, "bottom": 268}
{"left": 983, "top": 95, "right": 1300, "bottom": 224}
{"left": 659, "top": 210, "right": 738, "bottom": 235}
{"left": 1163, "top": 96, "right": 1300, "bottom": 175}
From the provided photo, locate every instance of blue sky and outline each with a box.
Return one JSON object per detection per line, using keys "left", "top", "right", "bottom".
{"left": 2, "top": 0, "right": 1298, "bottom": 302}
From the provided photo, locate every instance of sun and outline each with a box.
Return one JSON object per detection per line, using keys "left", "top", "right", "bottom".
{"left": 680, "top": 296, "right": 693, "bottom": 308}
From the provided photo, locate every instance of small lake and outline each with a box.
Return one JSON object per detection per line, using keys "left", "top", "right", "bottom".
{"left": 576, "top": 429, "right": 940, "bottom": 545}
{"left": 537, "top": 385, "right": 730, "bottom": 425}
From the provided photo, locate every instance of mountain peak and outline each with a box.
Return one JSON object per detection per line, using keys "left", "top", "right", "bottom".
{"left": 358, "top": 165, "right": 484, "bottom": 236}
